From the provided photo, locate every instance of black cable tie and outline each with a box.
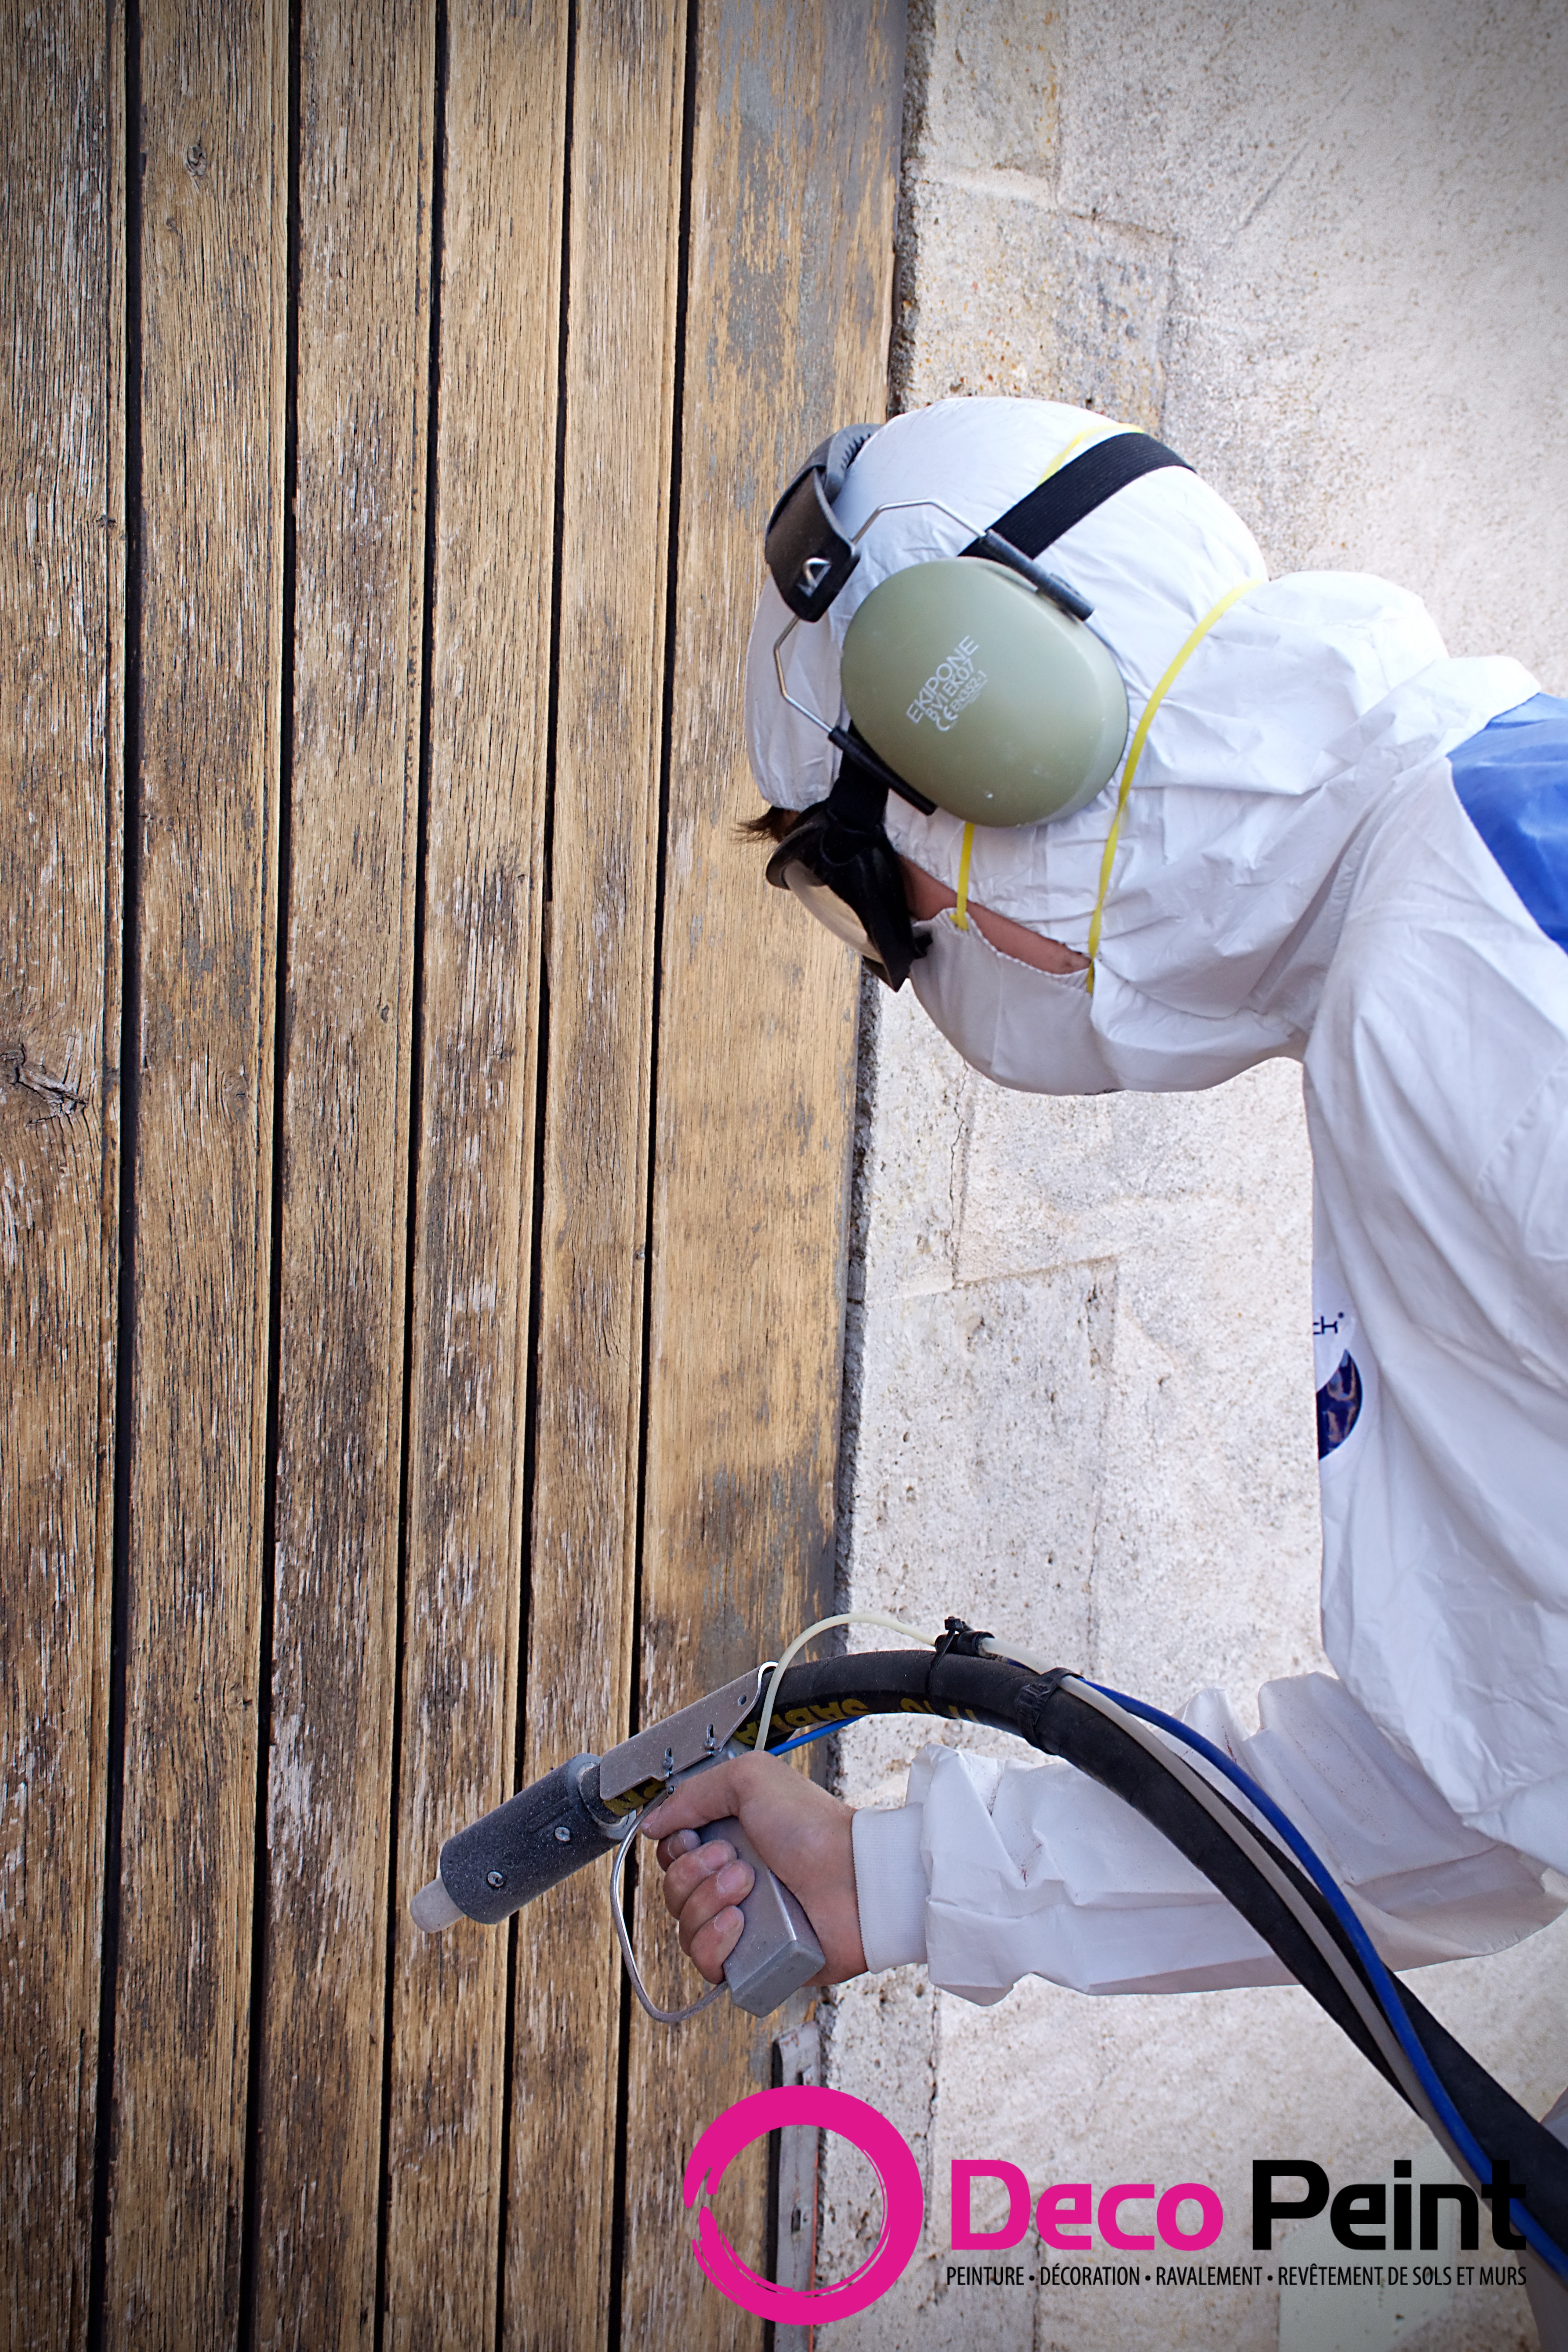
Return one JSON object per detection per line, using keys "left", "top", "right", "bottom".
{"left": 932, "top": 1615, "right": 997, "bottom": 1666}
{"left": 926, "top": 1619, "right": 1007, "bottom": 1711}
{"left": 1014, "top": 1670, "right": 1076, "bottom": 1750}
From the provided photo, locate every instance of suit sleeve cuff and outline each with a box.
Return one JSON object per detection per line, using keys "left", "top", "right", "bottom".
{"left": 851, "top": 1805, "right": 929, "bottom": 1973}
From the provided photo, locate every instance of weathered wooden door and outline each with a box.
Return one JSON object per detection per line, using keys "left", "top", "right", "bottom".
{"left": 0, "top": 4, "right": 903, "bottom": 2344}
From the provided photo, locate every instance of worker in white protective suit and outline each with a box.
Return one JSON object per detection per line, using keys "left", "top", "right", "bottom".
{"left": 641, "top": 399, "right": 1568, "bottom": 2265}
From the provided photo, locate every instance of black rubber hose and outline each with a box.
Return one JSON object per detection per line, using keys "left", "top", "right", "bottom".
{"left": 751, "top": 1650, "right": 1403, "bottom": 2087}
{"left": 1399, "top": 1989, "right": 1568, "bottom": 2249}
{"left": 754, "top": 1648, "right": 1568, "bottom": 2254}
{"left": 745, "top": 1645, "right": 1026, "bottom": 1748}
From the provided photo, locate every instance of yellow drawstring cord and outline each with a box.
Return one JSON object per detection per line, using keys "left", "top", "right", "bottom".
{"left": 1038, "top": 422, "right": 1101, "bottom": 483}
{"left": 1086, "top": 577, "right": 1263, "bottom": 991}
{"left": 954, "top": 821, "right": 975, "bottom": 930}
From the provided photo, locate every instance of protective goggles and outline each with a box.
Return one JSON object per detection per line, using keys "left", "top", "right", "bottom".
{"left": 765, "top": 755, "right": 928, "bottom": 990}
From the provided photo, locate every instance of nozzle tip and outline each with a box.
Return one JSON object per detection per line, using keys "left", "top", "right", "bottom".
{"left": 410, "top": 1875, "right": 464, "bottom": 1932}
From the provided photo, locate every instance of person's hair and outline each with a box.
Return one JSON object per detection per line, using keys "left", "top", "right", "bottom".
{"left": 738, "top": 804, "right": 800, "bottom": 846}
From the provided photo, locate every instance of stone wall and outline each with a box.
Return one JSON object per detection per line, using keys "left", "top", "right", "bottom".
{"left": 819, "top": 4, "right": 1568, "bottom": 2347}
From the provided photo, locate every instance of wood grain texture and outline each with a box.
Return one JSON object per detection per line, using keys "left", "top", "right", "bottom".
{"left": 250, "top": 8, "right": 435, "bottom": 2348}
{"left": 382, "top": 5, "right": 567, "bottom": 2343}
{"left": 1, "top": 1, "right": 904, "bottom": 2334}
{"left": 621, "top": 3, "right": 906, "bottom": 2340}
{"left": 0, "top": 4, "right": 121, "bottom": 2345}
{"left": 100, "top": 3, "right": 288, "bottom": 2343}
{"left": 501, "top": 5, "right": 689, "bottom": 2344}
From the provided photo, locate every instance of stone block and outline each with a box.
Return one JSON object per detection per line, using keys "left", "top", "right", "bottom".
{"left": 913, "top": 0, "right": 1064, "bottom": 181}
{"left": 897, "top": 177, "right": 1172, "bottom": 430}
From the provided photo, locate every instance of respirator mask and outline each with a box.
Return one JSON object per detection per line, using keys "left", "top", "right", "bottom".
{"left": 760, "top": 423, "right": 1192, "bottom": 985}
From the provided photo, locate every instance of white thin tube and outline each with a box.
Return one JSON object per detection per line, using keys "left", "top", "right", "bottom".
{"left": 754, "top": 1612, "right": 941, "bottom": 1761}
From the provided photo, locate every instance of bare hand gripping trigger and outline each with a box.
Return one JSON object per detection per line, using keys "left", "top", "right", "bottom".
{"left": 408, "top": 1664, "right": 825, "bottom": 2022}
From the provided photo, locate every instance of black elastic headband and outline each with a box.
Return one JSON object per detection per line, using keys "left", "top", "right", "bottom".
{"left": 964, "top": 430, "right": 1191, "bottom": 564}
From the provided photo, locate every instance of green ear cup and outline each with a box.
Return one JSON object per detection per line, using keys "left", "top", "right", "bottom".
{"left": 839, "top": 559, "right": 1129, "bottom": 827}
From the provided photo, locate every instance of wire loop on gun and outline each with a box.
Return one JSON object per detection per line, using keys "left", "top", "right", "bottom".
{"left": 609, "top": 1798, "right": 726, "bottom": 2025}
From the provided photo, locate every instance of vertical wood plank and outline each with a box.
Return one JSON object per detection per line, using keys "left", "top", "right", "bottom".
{"left": 101, "top": 3, "right": 288, "bottom": 2342}
{"left": 383, "top": 5, "right": 567, "bottom": 2341}
{"left": 622, "top": 3, "right": 906, "bottom": 2340}
{"left": 501, "top": 5, "right": 690, "bottom": 2344}
{"left": 0, "top": 3, "right": 121, "bottom": 2345}
{"left": 251, "top": 7, "right": 435, "bottom": 2348}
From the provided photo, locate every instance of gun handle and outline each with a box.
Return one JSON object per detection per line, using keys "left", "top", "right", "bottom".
{"left": 698, "top": 1815, "right": 826, "bottom": 2017}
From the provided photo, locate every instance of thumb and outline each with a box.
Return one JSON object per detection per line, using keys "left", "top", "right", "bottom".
{"left": 638, "top": 1757, "right": 751, "bottom": 1842}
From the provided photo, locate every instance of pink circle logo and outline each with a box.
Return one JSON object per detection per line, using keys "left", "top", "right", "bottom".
{"left": 684, "top": 2085, "right": 924, "bottom": 2322}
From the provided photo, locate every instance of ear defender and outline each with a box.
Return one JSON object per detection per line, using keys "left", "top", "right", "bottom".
{"left": 838, "top": 556, "right": 1129, "bottom": 828}
{"left": 765, "top": 428, "right": 1140, "bottom": 831}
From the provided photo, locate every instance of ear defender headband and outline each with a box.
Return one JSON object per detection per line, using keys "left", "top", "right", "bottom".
{"left": 761, "top": 424, "right": 1193, "bottom": 977}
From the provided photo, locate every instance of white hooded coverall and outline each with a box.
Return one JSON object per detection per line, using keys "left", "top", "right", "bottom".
{"left": 745, "top": 397, "right": 1568, "bottom": 2005}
